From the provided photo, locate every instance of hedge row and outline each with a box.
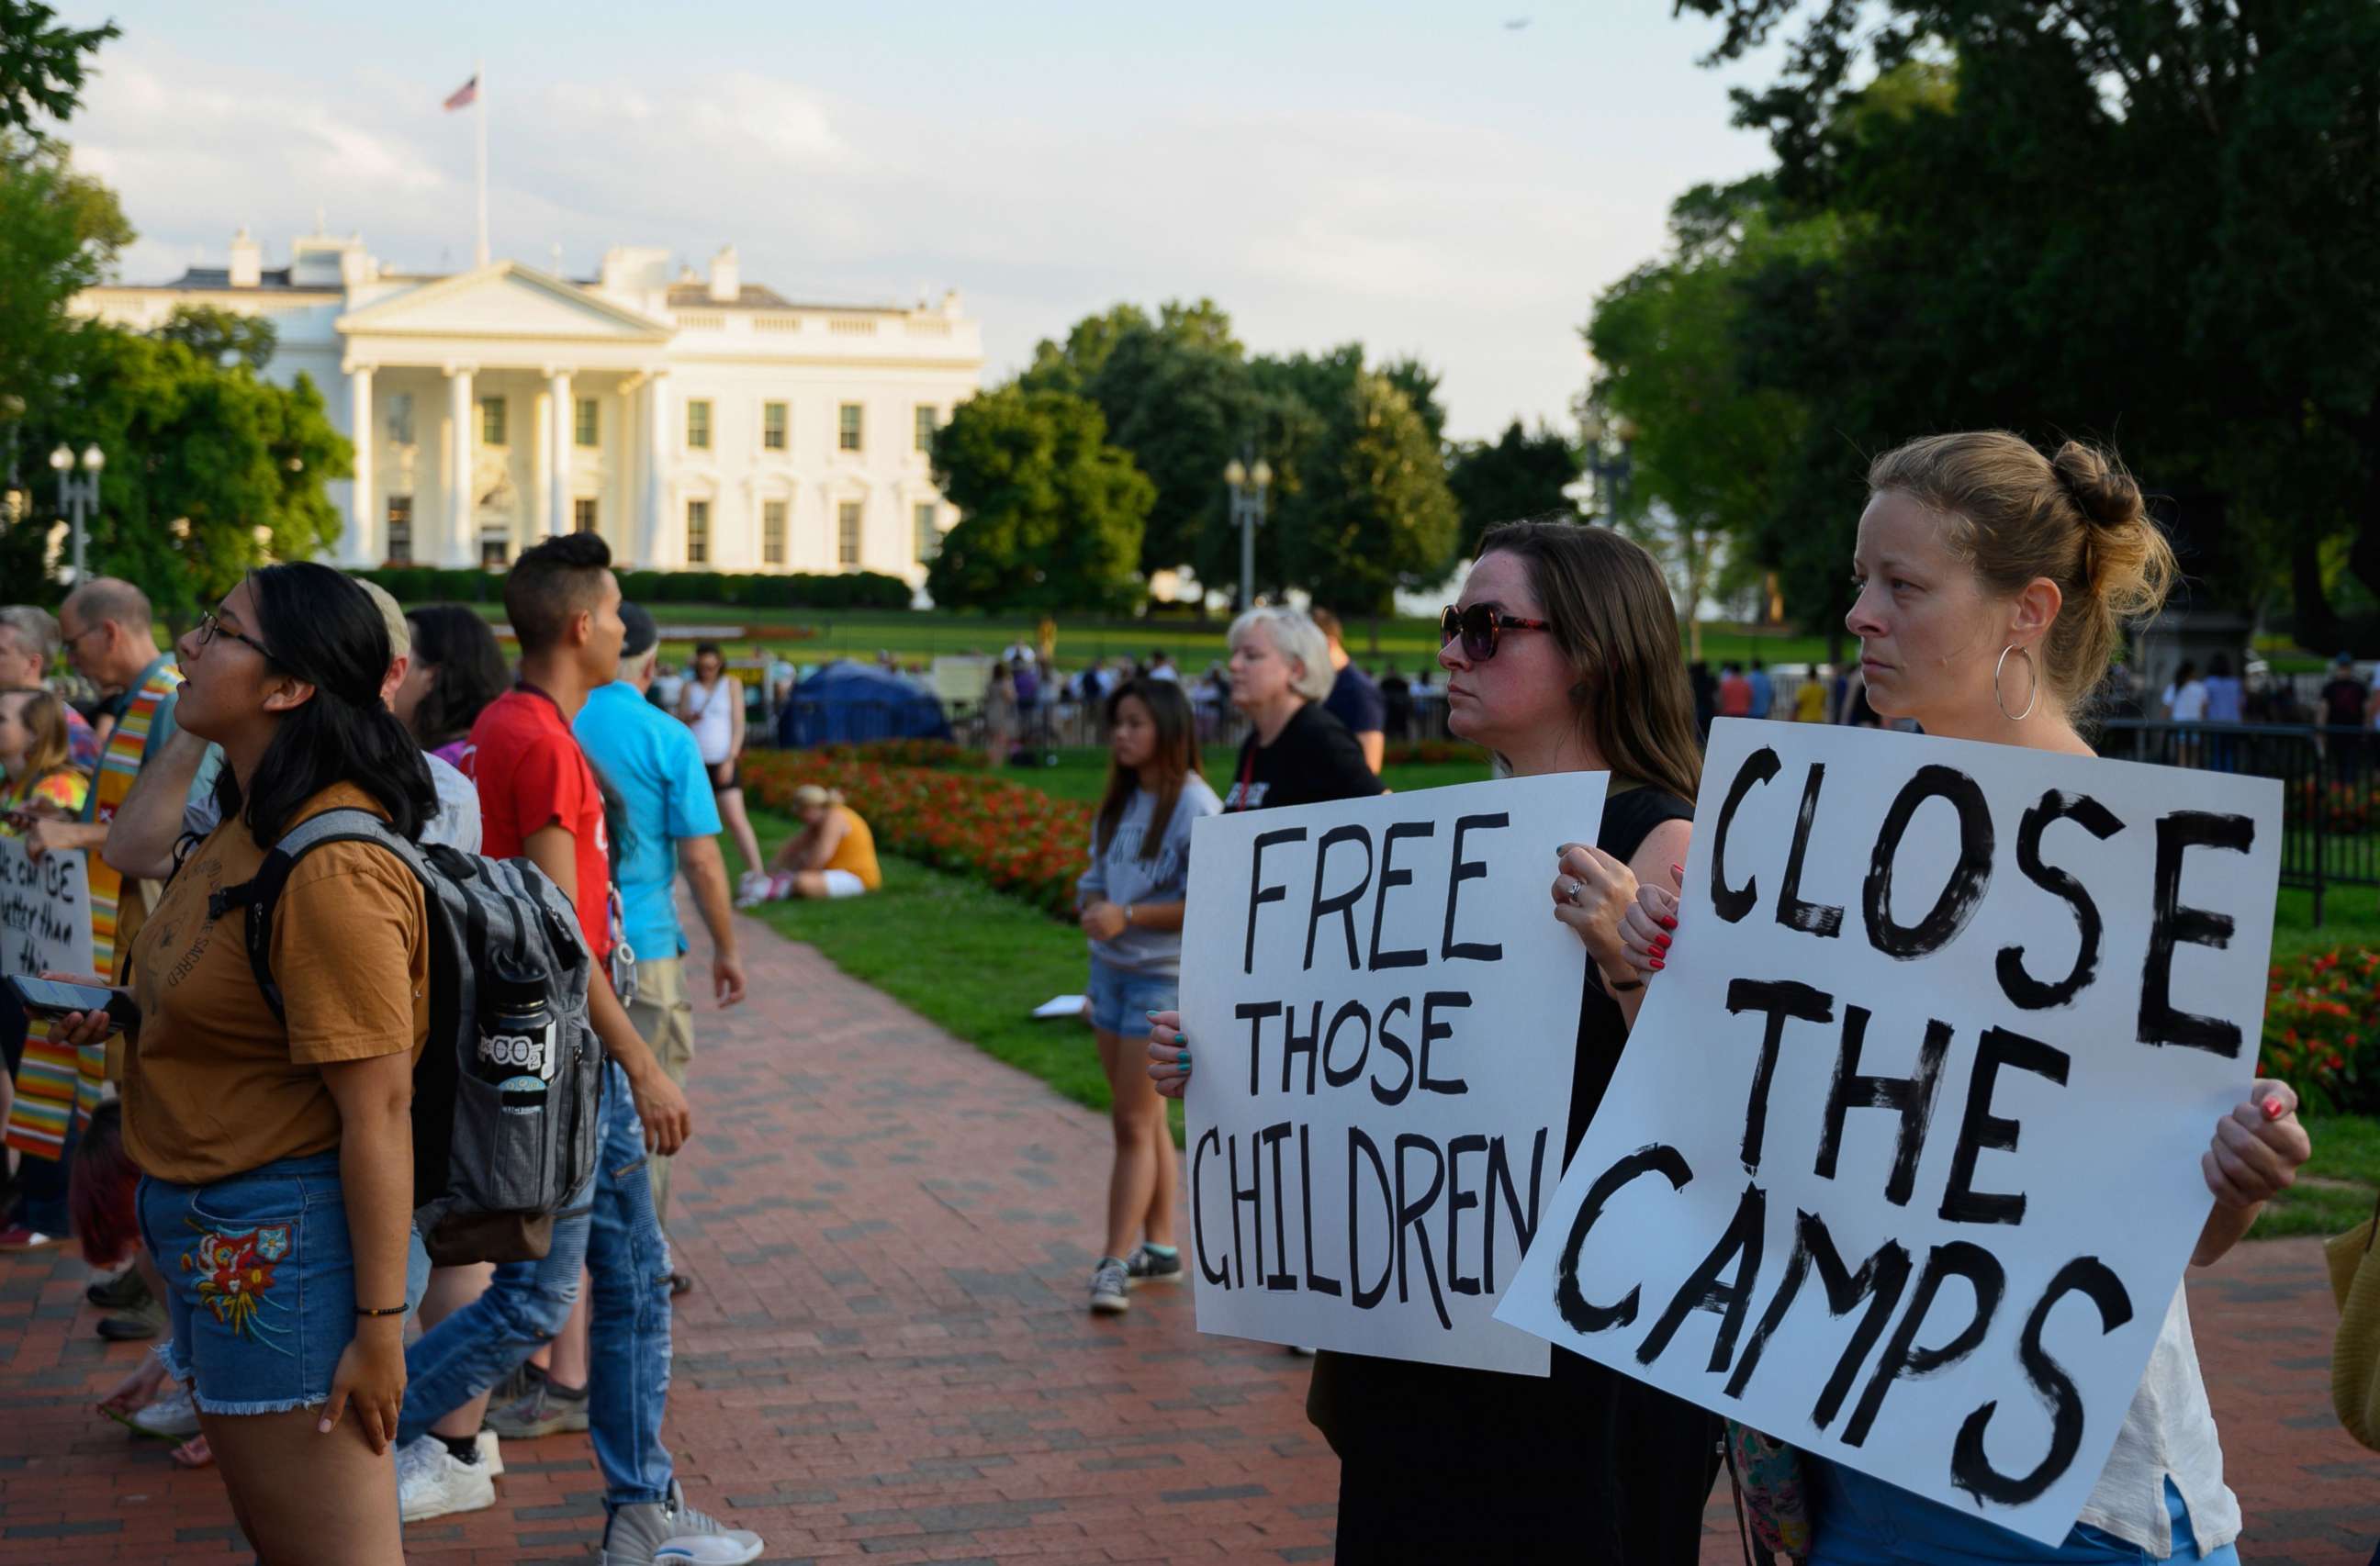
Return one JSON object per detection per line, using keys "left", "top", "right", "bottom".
{"left": 350, "top": 565, "right": 915, "bottom": 611}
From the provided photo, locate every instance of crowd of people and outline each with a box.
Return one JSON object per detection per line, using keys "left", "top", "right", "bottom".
{"left": 0, "top": 541, "right": 767, "bottom": 1563}
{"left": 0, "top": 428, "right": 2351, "bottom": 1564}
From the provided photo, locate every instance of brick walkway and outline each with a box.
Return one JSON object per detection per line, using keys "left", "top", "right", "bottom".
{"left": 0, "top": 912, "right": 2374, "bottom": 1562}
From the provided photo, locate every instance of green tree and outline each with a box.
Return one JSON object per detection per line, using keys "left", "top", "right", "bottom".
{"left": 1447, "top": 419, "right": 1583, "bottom": 556}
{"left": 0, "top": 2, "right": 116, "bottom": 140}
{"left": 1671, "top": 0, "right": 2380, "bottom": 648}
{"left": 1285, "top": 370, "right": 1463, "bottom": 617}
{"left": 926, "top": 385, "right": 1152, "bottom": 614}
{"left": 154, "top": 304, "right": 280, "bottom": 371}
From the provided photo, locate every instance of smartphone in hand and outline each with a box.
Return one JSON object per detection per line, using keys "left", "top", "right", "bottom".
{"left": 6, "top": 975, "right": 139, "bottom": 1035}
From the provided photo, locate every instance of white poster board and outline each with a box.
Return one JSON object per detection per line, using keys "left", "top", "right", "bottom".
{"left": 1179, "top": 772, "right": 1608, "bottom": 1374}
{"left": 1495, "top": 721, "right": 2281, "bottom": 1542}
{"left": 0, "top": 838, "right": 95, "bottom": 981}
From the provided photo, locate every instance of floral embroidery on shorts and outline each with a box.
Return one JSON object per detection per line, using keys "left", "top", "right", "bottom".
{"left": 181, "top": 1222, "right": 295, "bottom": 1353}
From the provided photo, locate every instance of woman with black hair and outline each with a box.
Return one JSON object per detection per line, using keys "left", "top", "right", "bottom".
{"left": 46, "top": 563, "right": 436, "bottom": 1562}
{"left": 1076, "top": 677, "right": 1218, "bottom": 1315}
{"left": 397, "top": 602, "right": 509, "bottom": 766}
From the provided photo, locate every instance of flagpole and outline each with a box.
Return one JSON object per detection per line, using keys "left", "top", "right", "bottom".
{"left": 474, "top": 57, "right": 489, "bottom": 267}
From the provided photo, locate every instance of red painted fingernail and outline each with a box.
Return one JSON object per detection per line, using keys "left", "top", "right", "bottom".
{"left": 1658, "top": 916, "right": 1677, "bottom": 931}
{"left": 1670, "top": 864, "right": 1685, "bottom": 879}
{"left": 2262, "top": 1097, "right": 2285, "bottom": 1121}
{"left": 1648, "top": 958, "right": 1665, "bottom": 971}
{"left": 1652, "top": 935, "right": 1670, "bottom": 951}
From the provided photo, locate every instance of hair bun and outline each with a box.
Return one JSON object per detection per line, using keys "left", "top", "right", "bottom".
{"left": 2049, "top": 440, "right": 2146, "bottom": 531}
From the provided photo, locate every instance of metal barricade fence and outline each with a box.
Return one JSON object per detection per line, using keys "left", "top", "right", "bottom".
{"left": 2096, "top": 719, "right": 2378, "bottom": 924}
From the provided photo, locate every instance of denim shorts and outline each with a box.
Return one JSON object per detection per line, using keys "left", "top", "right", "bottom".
{"left": 1087, "top": 956, "right": 1177, "bottom": 1036}
{"left": 139, "top": 1151, "right": 368, "bottom": 1416}
{"left": 1812, "top": 1461, "right": 2239, "bottom": 1564}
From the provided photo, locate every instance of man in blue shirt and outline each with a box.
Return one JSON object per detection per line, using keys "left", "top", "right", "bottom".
{"left": 1746, "top": 658, "right": 1774, "bottom": 721}
{"left": 573, "top": 603, "right": 747, "bottom": 1240}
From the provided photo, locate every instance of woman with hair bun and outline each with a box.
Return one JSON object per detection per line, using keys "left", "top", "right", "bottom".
{"left": 1618, "top": 432, "right": 2307, "bottom": 1564}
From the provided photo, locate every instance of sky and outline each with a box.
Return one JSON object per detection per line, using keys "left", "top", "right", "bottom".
{"left": 51, "top": 2, "right": 1783, "bottom": 443}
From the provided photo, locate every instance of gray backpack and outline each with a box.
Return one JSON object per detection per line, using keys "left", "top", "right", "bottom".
{"left": 212, "top": 808, "right": 607, "bottom": 1265}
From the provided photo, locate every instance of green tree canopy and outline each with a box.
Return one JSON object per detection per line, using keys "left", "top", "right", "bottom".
{"left": 1447, "top": 419, "right": 1584, "bottom": 556}
{"left": 1285, "top": 370, "right": 1462, "bottom": 616}
{"left": 926, "top": 385, "right": 1152, "bottom": 614}
{"left": 0, "top": 2, "right": 116, "bottom": 140}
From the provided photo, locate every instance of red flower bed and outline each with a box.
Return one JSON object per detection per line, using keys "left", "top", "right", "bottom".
{"left": 807, "top": 740, "right": 985, "bottom": 772}
{"left": 2260, "top": 946, "right": 2380, "bottom": 1114}
{"left": 744, "top": 750, "right": 1088, "bottom": 916}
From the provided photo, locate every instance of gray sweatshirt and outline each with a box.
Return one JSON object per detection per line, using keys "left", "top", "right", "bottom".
{"left": 1077, "top": 775, "right": 1222, "bottom": 977}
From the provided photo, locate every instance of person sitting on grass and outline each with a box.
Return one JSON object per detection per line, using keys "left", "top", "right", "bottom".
{"left": 747, "top": 783, "right": 881, "bottom": 903}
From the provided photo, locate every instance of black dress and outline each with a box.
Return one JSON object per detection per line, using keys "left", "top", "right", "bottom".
{"left": 1318, "top": 785, "right": 1723, "bottom": 1565}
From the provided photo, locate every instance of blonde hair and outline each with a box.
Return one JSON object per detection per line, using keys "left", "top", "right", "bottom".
{"left": 791, "top": 784, "right": 845, "bottom": 812}
{"left": 1228, "top": 608, "right": 1333, "bottom": 703}
{"left": 1867, "top": 431, "right": 2177, "bottom": 705}
{"left": 0, "top": 687, "right": 73, "bottom": 788}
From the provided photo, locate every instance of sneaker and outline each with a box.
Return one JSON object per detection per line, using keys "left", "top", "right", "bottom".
{"left": 489, "top": 1358, "right": 542, "bottom": 1409}
{"left": 487, "top": 1377, "right": 590, "bottom": 1438}
{"left": 97, "top": 1301, "right": 163, "bottom": 1341}
{"left": 600, "top": 1481, "right": 764, "bottom": 1565}
{"left": 129, "top": 1385, "right": 200, "bottom": 1439}
{"left": 1088, "top": 1257, "right": 1129, "bottom": 1315}
{"left": 1125, "top": 1245, "right": 1183, "bottom": 1286}
{"left": 85, "top": 1268, "right": 149, "bottom": 1311}
{"left": 396, "top": 1435, "right": 496, "bottom": 1524}
{"left": 475, "top": 1427, "right": 505, "bottom": 1479}
{"left": 0, "top": 1225, "right": 62, "bottom": 1252}
{"left": 736, "top": 871, "right": 772, "bottom": 903}
{"left": 668, "top": 1270, "right": 693, "bottom": 1298}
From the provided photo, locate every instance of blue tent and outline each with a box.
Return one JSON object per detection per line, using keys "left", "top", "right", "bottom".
{"left": 775, "top": 660, "right": 953, "bottom": 748}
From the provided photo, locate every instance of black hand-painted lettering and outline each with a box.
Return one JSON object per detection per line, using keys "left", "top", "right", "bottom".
{"left": 1996, "top": 790, "right": 2125, "bottom": 1010}
{"left": 2139, "top": 810, "right": 2257, "bottom": 1056}
{"left": 1322, "top": 1000, "right": 1372, "bottom": 1089}
{"left": 1446, "top": 1134, "right": 1488, "bottom": 1297}
{"left": 1394, "top": 1134, "right": 1452, "bottom": 1331}
{"left": 1554, "top": 1143, "right": 1692, "bottom": 1335}
{"left": 1726, "top": 978, "right": 1836, "bottom": 1175}
{"left": 1484, "top": 1127, "right": 1548, "bottom": 1295}
{"left": 1816, "top": 1006, "right": 1953, "bottom": 1207}
{"left": 1245, "top": 827, "right": 1306, "bottom": 973}
{"left": 1951, "top": 1256, "right": 2134, "bottom": 1505}
{"left": 1419, "top": 990, "right": 1471, "bottom": 1095}
{"left": 1712, "top": 746, "right": 1782, "bottom": 923}
{"left": 1348, "top": 1128, "right": 1395, "bottom": 1309}
{"left": 1372, "top": 996, "right": 1415, "bottom": 1106}
{"left": 1193, "top": 1128, "right": 1229, "bottom": 1285}
{"left": 1236, "top": 1001, "right": 1281, "bottom": 1098}
{"left": 1304, "top": 823, "right": 1374, "bottom": 972}
{"left": 1281, "top": 1000, "right": 1321, "bottom": 1096}
{"left": 1940, "top": 1025, "right": 2071, "bottom": 1226}
{"left": 1228, "top": 1132, "right": 1262, "bottom": 1292}
{"left": 1843, "top": 1241, "right": 2005, "bottom": 1447}
{"left": 1862, "top": 765, "right": 1994, "bottom": 960}
{"left": 1724, "top": 1209, "right": 1913, "bottom": 1434}
{"left": 1779, "top": 762, "right": 1846, "bottom": 937}
{"left": 1637, "top": 1180, "right": 1768, "bottom": 1373}
{"left": 1441, "top": 812, "right": 1510, "bottom": 962}
{"left": 1297, "top": 1124, "right": 1342, "bottom": 1296}
{"left": 1368, "top": 821, "right": 1434, "bottom": 970}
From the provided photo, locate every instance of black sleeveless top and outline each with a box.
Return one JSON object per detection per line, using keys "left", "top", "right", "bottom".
{"left": 1319, "top": 783, "right": 1719, "bottom": 1565}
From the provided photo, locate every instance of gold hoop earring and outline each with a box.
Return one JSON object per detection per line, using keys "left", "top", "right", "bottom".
{"left": 1994, "top": 644, "right": 2039, "bottom": 722}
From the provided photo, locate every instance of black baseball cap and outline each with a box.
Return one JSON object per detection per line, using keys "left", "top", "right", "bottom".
{"left": 619, "top": 601, "right": 659, "bottom": 658}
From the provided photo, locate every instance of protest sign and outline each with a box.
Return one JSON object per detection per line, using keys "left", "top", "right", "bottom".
{"left": 1496, "top": 720, "right": 2281, "bottom": 1544}
{"left": 0, "top": 837, "right": 95, "bottom": 980}
{"left": 1178, "top": 772, "right": 1607, "bottom": 1374}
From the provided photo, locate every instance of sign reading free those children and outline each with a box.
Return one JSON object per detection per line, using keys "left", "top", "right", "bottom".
{"left": 1177, "top": 772, "right": 1608, "bottom": 1376}
{"left": 1496, "top": 720, "right": 2282, "bottom": 1544}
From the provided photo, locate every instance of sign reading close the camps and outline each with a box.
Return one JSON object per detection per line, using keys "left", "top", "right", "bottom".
{"left": 1494, "top": 720, "right": 2283, "bottom": 1543}
{"left": 0, "top": 838, "right": 94, "bottom": 982}
{"left": 1178, "top": 772, "right": 1607, "bottom": 1375}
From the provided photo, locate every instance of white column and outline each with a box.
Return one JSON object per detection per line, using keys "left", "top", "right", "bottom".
{"left": 548, "top": 370, "right": 573, "bottom": 536}
{"left": 446, "top": 365, "right": 477, "bottom": 565}
{"left": 642, "top": 371, "right": 670, "bottom": 566}
{"left": 346, "top": 364, "right": 375, "bottom": 565}
{"left": 532, "top": 385, "right": 553, "bottom": 551}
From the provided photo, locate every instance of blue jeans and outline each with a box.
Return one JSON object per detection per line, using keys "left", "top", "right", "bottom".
{"left": 398, "top": 1063, "right": 675, "bottom": 1507}
{"left": 139, "top": 1153, "right": 362, "bottom": 1415}
{"left": 1812, "top": 1460, "right": 2240, "bottom": 1564}
{"left": 1086, "top": 957, "right": 1178, "bottom": 1036}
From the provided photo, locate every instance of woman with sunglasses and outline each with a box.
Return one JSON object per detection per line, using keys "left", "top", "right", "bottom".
{"left": 1218, "top": 608, "right": 1379, "bottom": 812}
{"left": 1146, "top": 518, "right": 1722, "bottom": 1562}
{"left": 1615, "top": 433, "right": 2307, "bottom": 1564}
{"left": 46, "top": 565, "right": 436, "bottom": 1562}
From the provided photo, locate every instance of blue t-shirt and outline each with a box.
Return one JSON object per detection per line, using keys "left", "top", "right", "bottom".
{"left": 1324, "top": 663, "right": 1386, "bottom": 737}
{"left": 1746, "top": 669, "right": 1773, "bottom": 718}
{"left": 573, "top": 680, "right": 723, "bottom": 958}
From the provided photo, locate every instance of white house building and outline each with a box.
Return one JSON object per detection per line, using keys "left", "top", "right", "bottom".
{"left": 75, "top": 229, "right": 984, "bottom": 584}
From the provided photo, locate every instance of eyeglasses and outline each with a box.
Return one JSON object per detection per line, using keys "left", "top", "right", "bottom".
{"left": 57, "top": 624, "right": 103, "bottom": 654}
{"left": 1439, "top": 603, "right": 1552, "bottom": 662}
{"left": 196, "top": 610, "right": 275, "bottom": 663}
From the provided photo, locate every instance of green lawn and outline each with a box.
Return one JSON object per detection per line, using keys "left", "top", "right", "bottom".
{"left": 1007, "top": 745, "right": 1492, "bottom": 804}
{"left": 2262, "top": 1113, "right": 2380, "bottom": 1238}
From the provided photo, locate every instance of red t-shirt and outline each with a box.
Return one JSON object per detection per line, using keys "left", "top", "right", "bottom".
{"left": 467, "top": 688, "right": 613, "bottom": 967}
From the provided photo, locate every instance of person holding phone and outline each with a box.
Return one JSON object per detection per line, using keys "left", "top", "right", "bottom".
{"left": 1613, "top": 433, "right": 2307, "bottom": 1563}
{"left": 49, "top": 563, "right": 438, "bottom": 1563}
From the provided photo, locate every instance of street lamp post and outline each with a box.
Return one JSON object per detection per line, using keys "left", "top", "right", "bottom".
{"left": 1223, "top": 452, "right": 1273, "bottom": 611}
{"left": 1578, "top": 413, "right": 1636, "bottom": 521}
{"left": 50, "top": 442, "right": 104, "bottom": 584}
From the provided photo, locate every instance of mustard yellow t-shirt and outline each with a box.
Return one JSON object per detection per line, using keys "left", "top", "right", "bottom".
{"left": 823, "top": 805, "right": 881, "bottom": 890}
{"left": 122, "top": 782, "right": 429, "bottom": 1185}
{"left": 1795, "top": 680, "right": 1827, "bottom": 722}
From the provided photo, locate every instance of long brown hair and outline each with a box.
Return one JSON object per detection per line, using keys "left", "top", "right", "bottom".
{"left": 0, "top": 686, "right": 74, "bottom": 792}
{"left": 1095, "top": 678, "right": 1201, "bottom": 862}
{"left": 1475, "top": 517, "right": 1703, "bottom": 803}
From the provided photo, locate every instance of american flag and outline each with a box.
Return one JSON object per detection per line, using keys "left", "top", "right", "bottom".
{"left": 443, "top": 75, "right": 477, "bottom": 111}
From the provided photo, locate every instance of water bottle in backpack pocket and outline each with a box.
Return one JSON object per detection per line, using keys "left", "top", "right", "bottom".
{"left": 218, "top": 808, "right": 606, "bottom": 1266}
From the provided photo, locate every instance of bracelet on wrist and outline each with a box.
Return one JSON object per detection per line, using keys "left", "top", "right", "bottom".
{"left": 355, "top": 1304, "right": 407, "bottom": 1318}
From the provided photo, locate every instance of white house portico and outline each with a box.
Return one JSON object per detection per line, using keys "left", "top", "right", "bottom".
{"left": 75, "top": 231, "right": 985, "bottom": 585}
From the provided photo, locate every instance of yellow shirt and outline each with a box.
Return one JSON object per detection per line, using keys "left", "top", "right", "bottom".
{"left": 0, "top": 767, "right": 90, "bottom": 831}
{"left": 823, "top": 805, "right": 881, "bottom": 890}
{"left": 1795, "top": 680, "right": 1828, "bottom": 722}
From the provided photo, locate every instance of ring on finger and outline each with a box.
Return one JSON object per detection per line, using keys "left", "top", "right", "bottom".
{"left": 1561, "top": 878, "right": 1582, "bottom": 904}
